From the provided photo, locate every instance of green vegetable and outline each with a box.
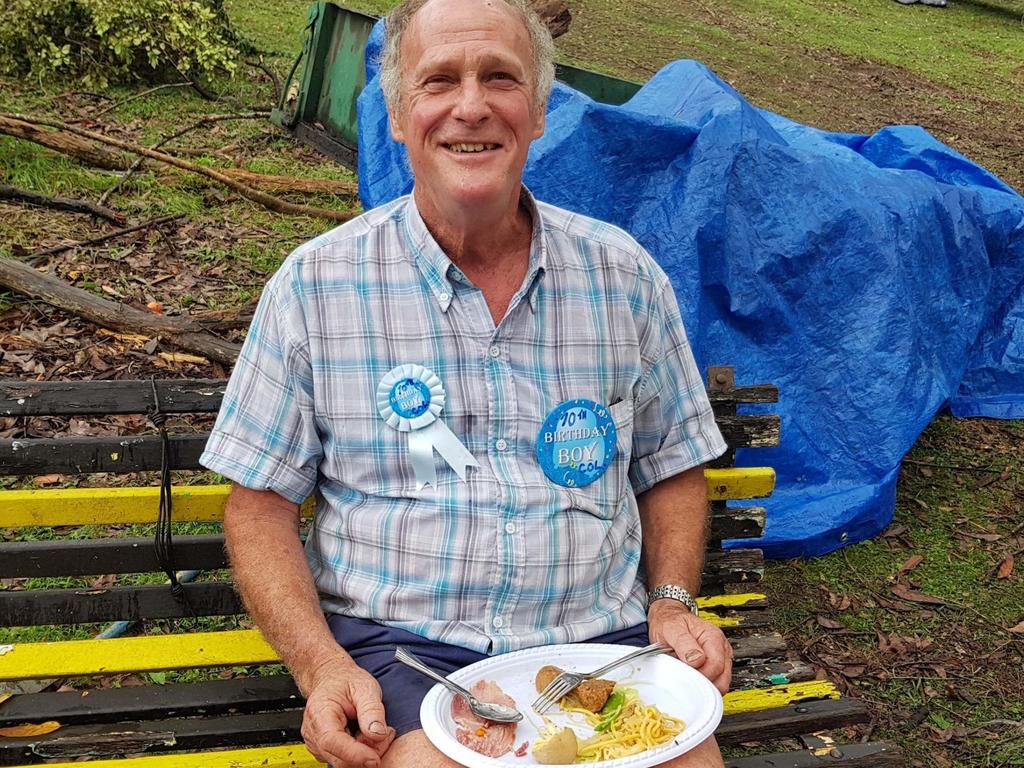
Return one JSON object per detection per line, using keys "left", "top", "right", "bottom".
{"left": 595, "top": 690, "right": 626, "bottom": 732}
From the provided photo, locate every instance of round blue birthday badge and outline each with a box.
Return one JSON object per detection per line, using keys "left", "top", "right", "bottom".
{"left": 535, "top": 398, "right": 617, "bottom": 488}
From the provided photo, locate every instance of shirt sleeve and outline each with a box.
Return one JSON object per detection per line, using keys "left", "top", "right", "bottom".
{"left": 628, "top": 274, "right": 728, "bottom": 495}
{"left": 199, "top": 263, "right": 321, "bottom": 504}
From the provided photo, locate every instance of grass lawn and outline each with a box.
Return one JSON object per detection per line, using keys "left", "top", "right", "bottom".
{"left": 1, "top": 0, "right": 1022, "bottom": 764}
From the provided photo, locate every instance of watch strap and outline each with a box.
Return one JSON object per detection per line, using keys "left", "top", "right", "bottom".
{"left": 647, "top": 583, "right": 699, "bottom": 615}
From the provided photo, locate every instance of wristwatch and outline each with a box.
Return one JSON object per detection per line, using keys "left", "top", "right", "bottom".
{"left": 647, "top": 584, "right": 699, "bottom": 616}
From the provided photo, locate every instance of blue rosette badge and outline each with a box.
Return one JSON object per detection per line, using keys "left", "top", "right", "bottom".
{"left": 377, "top": 364, "right": 480, "bottom": 490}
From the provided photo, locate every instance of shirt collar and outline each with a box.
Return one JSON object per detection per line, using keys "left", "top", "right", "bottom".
{"left": 401, "top": 187, "right": 548, "bottom": 313}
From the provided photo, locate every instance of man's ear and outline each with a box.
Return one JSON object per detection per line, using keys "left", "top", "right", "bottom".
{"left": 388, "top": 105, "right": 406, "bottom": 144}
{"left": 531, "top": 102, "right": 546, "bottom": 141}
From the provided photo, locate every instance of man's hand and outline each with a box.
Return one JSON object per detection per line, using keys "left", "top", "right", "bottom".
{"left": 647, "top": 599, "right": 732, "bottom": 695}
{"left": 300, "top": 656, "right": 396, "bottom": 768}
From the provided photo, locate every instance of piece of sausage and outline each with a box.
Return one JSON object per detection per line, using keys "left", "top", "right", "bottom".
{"left": 535, "top": 665, "right": 562, "bottom": 693}
{"left": 534, "top": 665, "right": 615, "bottom": 712}
{"left": 570, "top": 677, "right": 616, "bottom": 712}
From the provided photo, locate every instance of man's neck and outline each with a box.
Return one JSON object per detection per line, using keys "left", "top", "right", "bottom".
{"left": 414, "top": 187, "right": 533, "bottom": 274}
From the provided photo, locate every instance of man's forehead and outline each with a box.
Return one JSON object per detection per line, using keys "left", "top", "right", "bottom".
{"left": 405, "top": 0, "right": 528, "bottom": 44}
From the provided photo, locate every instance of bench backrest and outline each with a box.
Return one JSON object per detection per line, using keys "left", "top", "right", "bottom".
{"left": 0, "top": 368, "right": 778, "bottom": 630}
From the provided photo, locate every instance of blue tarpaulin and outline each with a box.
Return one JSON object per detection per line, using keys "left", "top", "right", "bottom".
{"left": 356, "top": 22, "right": 1024, "bottom": 557}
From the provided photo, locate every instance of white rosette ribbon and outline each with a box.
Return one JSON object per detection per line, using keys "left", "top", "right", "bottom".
{"left": 377, "top": 364, "right": 479, "bottom": 490}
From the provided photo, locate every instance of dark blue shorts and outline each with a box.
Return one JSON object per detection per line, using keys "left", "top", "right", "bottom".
{"left": 327, "top": 615, "right": 650, "bottom": 738}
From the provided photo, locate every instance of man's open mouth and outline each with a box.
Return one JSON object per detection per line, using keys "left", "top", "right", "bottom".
{"left": 445, "top": 143, "right": 499, "bottom": 153}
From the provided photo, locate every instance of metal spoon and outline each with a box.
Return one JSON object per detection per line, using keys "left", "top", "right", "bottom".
{"left": 394, "top": 646, "right": 523, "bottom": 723}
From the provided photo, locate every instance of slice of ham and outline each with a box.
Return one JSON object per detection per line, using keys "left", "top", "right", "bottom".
{"left": 451, "top": 679, "right": 518, "bottom": 758}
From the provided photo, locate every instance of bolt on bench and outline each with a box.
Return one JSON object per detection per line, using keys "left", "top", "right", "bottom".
{"left": 0, "top": 368, "right": 900, "bottom": 766}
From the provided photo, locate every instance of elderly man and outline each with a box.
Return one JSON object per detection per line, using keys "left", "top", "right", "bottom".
{"left": 200, "top": 0, "right": 731, "bottom": 765}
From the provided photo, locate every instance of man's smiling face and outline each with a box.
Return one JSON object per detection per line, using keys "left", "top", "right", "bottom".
{"left": 388, "top": 0, "right": 546, "bottom": 217}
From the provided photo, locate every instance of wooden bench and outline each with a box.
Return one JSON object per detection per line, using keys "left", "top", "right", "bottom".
{"left": 0, "top": 368, "right": 900, "bottom": 767}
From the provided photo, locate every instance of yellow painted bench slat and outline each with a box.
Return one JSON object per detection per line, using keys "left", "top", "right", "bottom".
{"left": 3, "top": 468, "right": 775, "bottom": 527}
{"left": 697, "top": 592, "right": 767, "bottom": 609}
{"left": 0, "top": 629, "right": 279, "bottom": 681}
{"left": 723, "top": 680, "right": 841, "bottom": 715}
{"left": 0, "top": 593, "right": 770, "bottom": 680}
{"left": 705, "top": 467, "right": 775, "bottom": 501}
{"left": 9, "top": 743, "right": 323, "bottom": 768}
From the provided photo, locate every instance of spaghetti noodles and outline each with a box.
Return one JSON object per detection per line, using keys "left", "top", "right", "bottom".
{"left": 560, "top": 687, "right": 686, "bottom": 762}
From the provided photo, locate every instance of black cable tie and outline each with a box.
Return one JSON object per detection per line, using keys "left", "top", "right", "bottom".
{"left": 149, "top": 378, "right": 196, "bottom": 617}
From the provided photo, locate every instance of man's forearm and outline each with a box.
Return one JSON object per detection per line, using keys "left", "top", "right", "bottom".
{"left": 636, "top": 465, "right": 709, "bottom": 595}
{"left": 223, "top": 483, "right": 350, "bottom": 695}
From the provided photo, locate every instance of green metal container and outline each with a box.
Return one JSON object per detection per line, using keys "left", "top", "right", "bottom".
{"left": 271, "top": 2, "right": 642, "bottom": 170}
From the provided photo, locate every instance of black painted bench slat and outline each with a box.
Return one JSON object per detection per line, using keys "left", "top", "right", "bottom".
{"left": 0, "top": 536, "right": 229, "bottom": 578}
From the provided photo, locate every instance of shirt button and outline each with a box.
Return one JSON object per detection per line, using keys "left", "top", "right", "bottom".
{"left": 489, "top": 345, "right": 501, "bottom": 358}
{"left": 505, "top": 522, "right": 516, "bottom": 534}
{"left": 495, "top": 438, "right": 508, "bottom": 451}
{"left": 492, "top": 616, "right": 504, "bottom": 628}
{"left": 439, "top": 291, "right": 450, "bottom": 302}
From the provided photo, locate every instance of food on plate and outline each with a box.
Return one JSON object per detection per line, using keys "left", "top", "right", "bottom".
{"left": 449, "top": 679, "right": 518, "bottom": 757}
{"left": 534, "top": 665, "right": 615, "bottom": 712}
{"left": 531, "top": 726, "right": 578, "bottom": 765}
{"left": 567, "top": 686, "right": 686, "bottom": 762}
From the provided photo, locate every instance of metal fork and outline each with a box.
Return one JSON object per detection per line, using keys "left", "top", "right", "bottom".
{"left": 531, "top": 642, "right": 670, "bottom": 714}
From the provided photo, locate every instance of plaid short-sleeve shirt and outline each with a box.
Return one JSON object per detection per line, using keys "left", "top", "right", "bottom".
{"left": 200, "top": 191, "right": 727, "bottom": 654}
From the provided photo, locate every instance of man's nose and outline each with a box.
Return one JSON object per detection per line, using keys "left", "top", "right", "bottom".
{"left": 451, "top": 78, "right": 490, "bottom": 123}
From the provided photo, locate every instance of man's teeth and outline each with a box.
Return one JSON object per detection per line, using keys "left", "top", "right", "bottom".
{"left": 448, "top": 143, "right": 497, "bottom": 153}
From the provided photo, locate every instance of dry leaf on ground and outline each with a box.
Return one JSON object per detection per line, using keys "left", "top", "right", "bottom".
{"left": 899, "top": 555, "right": 924, "bottom": 574}
{"left": 891, "top": 584, "right": 946, "bottom": 605}
{"left": 996, "top": 556, "right": 1014, "bottom": 579}
{"left": 0, "top": 721, "right": 61, "bottom": 737}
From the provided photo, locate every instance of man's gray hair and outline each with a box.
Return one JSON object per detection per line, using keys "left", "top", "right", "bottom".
{"left": 379, "top": 0, "right": 556, "bottom": 113}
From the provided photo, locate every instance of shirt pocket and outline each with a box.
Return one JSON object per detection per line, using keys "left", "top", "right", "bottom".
{"left": 565, "top": 399, "right": 635, "bottom": 519}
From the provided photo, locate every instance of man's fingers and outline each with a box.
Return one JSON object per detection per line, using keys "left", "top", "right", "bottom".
{"left": 350, "top": 680, "right": 389, "bottom": 742}
{"left": 315, "top": 727, "right": 384, "bottom": 768}
{"left": 357, "top": 726, "right": 397, "bottom": 756}
{"left": 667, "top": 632, "right": 708, "bottom": 670}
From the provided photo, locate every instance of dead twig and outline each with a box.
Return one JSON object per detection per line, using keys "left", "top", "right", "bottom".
{"left": 97, "top": 111, "right": 270, "bottom": 206}
{"left": 26, "top": 214, "right": 185, "bottom": 264}
{"left": 902, "top": 458, "right": 1004, "bottom": 473}
{"left": 246, "top": 59, "right": 282, "bottom": 104}
{"left": 2, "top": 113, "right": 356, "bottom": 222}
{"left": 92, "top": 83, "right": 192, "bottom": 118}
{"left": 0, "top": 184, "right": 124, "bottom": 226}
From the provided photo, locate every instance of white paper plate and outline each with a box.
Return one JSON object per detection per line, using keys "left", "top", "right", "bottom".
{"left": 420, "top": 643, "right": 723, "bottom": 767}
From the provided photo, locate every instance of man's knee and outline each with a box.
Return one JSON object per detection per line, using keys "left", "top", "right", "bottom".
{"left": 380, "top": 729, "right": 463, "bottom": 768}
{"left": 660, "top": 735, "right": 725, "bottom": 767}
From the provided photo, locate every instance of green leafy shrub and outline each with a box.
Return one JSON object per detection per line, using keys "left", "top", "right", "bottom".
{"left": 0, "top": 0, "right": 243, "bottom": 89}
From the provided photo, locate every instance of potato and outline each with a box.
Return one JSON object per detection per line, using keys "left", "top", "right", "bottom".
{"left": 532, "top": 726, "right": 578, "bottom": 765}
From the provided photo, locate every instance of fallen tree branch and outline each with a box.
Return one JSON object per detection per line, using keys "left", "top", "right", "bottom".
{"left": 0, "top": 184, "right": 125, "bottom": 225}
{"left": 0, "top": 256, "right": 242, "bottom": 365}
{"left": 26, "top": 214, "right": 185, "bottom": 264}
{"left": 98, "top": 111, "right": 270, "bottom": 206}
{"left": 0, "top": 115, "right": 130, "bottom": 171}
{"left": 212, "top": 168, "right": 358, "bottom": 196}
{"left": 1, "top": 113, "right": 357, "bottom": 223}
